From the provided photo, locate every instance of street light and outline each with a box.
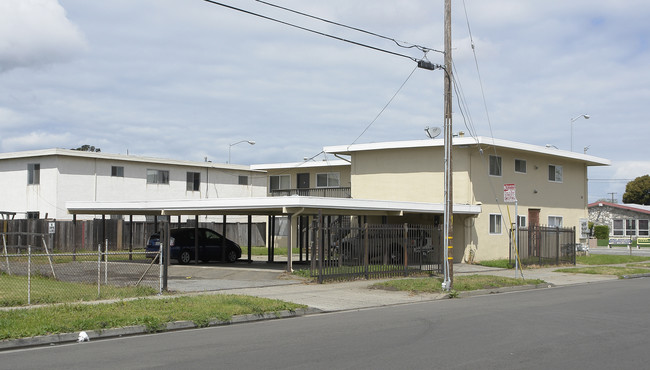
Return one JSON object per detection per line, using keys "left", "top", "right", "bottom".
{"left": 570, "top": 114, "right": 590, "bottom": 152}
{"left": 228, "top": 140, "right": 255, "bottom": 163}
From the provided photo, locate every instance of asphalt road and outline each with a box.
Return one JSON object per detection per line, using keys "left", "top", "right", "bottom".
{"left": 2, "top": 278, "right": 649, "bottom": 370}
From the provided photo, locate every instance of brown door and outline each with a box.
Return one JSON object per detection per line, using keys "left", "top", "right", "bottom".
{"left": 297, "top": 173, "right": 309, "bottom": 195}
{"left": 528, "top": 209, "right": 541, "bottom": 257}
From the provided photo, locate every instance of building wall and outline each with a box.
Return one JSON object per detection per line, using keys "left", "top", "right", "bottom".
{"left": 262, "top": 164, "right": 351, "bottom": 194}
{"left": 0, "top": 152, "right": 266, "bottom": 220}
{"left": 589, "top": 204, "right": 650, "bottom": 237}
{"left": 348, "top": 145, "right": 590, "bottom": 261}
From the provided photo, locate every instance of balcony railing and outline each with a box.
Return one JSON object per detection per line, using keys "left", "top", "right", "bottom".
{"left": 270, "top": 187, "right": 351, "bottom": 198}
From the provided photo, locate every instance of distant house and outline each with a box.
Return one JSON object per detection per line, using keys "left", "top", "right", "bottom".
{"left": 588, "top": 201, "right": 650, "bottom": 237}
{"left": 324, "top": 136, "right": 610, "bottom": 261}
{"left": 0, "top": 149, "right": 266, "bottom": 220}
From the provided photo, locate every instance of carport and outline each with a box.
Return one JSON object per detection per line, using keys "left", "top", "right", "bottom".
{"left": 67, "top": 196, "right": 481, "bottom": 288}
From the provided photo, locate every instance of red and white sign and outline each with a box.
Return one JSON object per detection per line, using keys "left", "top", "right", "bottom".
{"left": 504, "top": 184, "right": 517, "bottom": 203}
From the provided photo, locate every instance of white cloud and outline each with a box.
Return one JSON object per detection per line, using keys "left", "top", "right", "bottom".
{"left": 0, "top": 0, "right": 87, "bottom": 72}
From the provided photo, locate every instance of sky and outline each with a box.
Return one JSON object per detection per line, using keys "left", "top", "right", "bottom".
{"left": 1, "top": 0, "right": 649, "bottom": 203}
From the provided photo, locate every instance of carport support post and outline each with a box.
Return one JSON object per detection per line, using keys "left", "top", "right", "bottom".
{"left": 162, "top": 217, "right": 170, "bottom": 291}
{"left": 247, "top": 215, "right": 252, "bottom": 263}
{"left": 194, "top": 216, "right": 199, "bottom": 265}
{"left": 222, "top": 215, "right": 227, "bottom": 262}
{"left": 287, "top": 213, "right": 293, "bottom": 273}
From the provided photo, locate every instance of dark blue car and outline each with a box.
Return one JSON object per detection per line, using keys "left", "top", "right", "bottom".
{"left": 146, "top": 227, "right": 241, "bottom": 264}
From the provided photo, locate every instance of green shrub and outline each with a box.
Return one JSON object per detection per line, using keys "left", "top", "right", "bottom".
{"left": 593, "top": 225, "right": 609, "bottom": 240}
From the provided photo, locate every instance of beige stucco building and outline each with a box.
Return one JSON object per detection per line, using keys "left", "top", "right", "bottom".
{"left": 325, "top": 136, "right": 610, "bottom": 262}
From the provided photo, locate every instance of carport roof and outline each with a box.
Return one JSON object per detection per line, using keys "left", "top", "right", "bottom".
{"left": 67, "top": 196, "right": 481, "bottom": 217}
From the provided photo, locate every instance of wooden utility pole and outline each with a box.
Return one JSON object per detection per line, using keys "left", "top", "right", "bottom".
{"left": 443, "top": 0, "right": 454, "bottom": 290}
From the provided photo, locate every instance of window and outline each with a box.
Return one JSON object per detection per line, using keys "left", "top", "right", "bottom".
{"left": 489, "top": 214, "right": 502, "bottom": 234}
{"left": 238, "top": 175, "right": 249, "bottom": 185}
{"left": 111, "top": 166, "right": 124, "bottom": 177}
{"left": 489, "top": 155, "right": 502, "bottom": 176}
{"left": 147, "top": 169, "right": 169, "bottom": 184}
{"left": 27, "top": 163, "right": 40, "bottom": 185}
{"left": 270, "top": 175, "right": 290, "bottom": 191}
{"left": 639, "top": 220, "right": 649, "bottom": 236}
{"left": 548, "top": 165, "right": 563, "bottom": 182}
{"left": 26, "top": 211, "right": 40, "bottom": 219}
{"left": 626, "top": 219, "right": 637, "bottom": 236}
{"left": 517, "top": 215, "right": 527, "bottom": 228}
{"left": 548, "top": 216, "right": 563, "bottom": 227}
{"left": 514, "top": 159, "right": 526, "bottom": 174}
{"left": 316, "top": 172, "right": 340, "bottom": 187}
{"left": 186, "top": 172, "right": 200, "bottom": 191}
{"left": 613, "top": 219, "right": 624, "bottom": 236}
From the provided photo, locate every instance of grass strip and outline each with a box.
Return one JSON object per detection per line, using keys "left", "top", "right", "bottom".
{"left": 554, "top": 266, "right": 650, "bottom": 278}
{"left": 0, "top": 273, "right": 158, "bottom": 307}
{"left": 372, "top": 274, "right": 544, "bottom": 294}
{"left": 576, "top": 255, "right": 650, "bottom": 265}
{"left": 0, "top": 295, "right": 306, "bottom": 341}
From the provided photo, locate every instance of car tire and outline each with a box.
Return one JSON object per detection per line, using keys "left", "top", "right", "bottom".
{"left": 225, "top": 249, "right": 238, "bottom": 263}
{"left": 178, "top": 250, "right": 192, "bottom": 265}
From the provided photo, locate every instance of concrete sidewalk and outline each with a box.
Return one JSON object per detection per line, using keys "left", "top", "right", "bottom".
{"left": 203, "top": 263, "right": 619, "bottom": 312}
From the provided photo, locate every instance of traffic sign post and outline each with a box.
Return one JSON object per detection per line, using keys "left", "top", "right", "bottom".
{"left": 504, "top": 184, "right": 522, "bottom": 278}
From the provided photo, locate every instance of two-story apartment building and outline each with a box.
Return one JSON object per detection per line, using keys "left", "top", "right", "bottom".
{"left": 0, "top": 149, "right": 266, "bottom": 220}
{"left": 324, "top": 136, "right": 610, "bottom": 261}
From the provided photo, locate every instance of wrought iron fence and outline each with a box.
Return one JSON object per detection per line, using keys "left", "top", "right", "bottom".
{"left": 309, "top": 221, "right": 441, "bottom": 282}
{"left": 1, "top": 232, "right": 162, "bottom": 306}
{"left": 270, "top": 187, "right": 352, "bottom": 198}
{"left": 512, "top": 225, "right": 576, "bottom": 266}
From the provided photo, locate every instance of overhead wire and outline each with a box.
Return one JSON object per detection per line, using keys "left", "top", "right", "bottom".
{"left": 253, "top": 0, "right": 443, "bottom": 54}
{"left": 202, "top": 0, "right": 421, "bottom": 63}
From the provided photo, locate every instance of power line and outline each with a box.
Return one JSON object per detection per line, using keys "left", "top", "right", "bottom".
{"left": 253, "top": 0, "right": 442, "bottom": 54}
{"left": 202, "top": 0, "right": 421, "bottom": 63}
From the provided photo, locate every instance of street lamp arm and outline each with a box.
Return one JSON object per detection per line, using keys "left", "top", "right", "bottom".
{"left": 228, "top": 140, "right": 256, "bottom": 163}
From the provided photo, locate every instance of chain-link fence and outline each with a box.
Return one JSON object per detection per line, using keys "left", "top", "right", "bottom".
{"left": 1, "top": 233, "right": 162, "bottom": 307}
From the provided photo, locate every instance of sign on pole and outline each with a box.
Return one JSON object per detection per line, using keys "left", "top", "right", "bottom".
{"left": 48, "top": 222, "right": 56, "bottom": 234}
{"left": 504, "top": 184, "right": 517, "bottom": 203}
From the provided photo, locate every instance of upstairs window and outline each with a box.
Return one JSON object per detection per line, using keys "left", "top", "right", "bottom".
{"left": 515, "top": 159, "right": 527, "bottom": 174}
{"left": 316, "top": 172, "right": 340, "bottom": 187}
{"left": 111, "top": 166, "right": 124, "bottom": 177}
{"left": 270, "top": 175, "right": 290, "bottom": 191}
{"left": 27, "top": 163, "right": 40, "bottom": 185}
{"left": 548, "top": 165, "right": 563, "bottom": 183}
{"left": 147, "top": 169, "right": 169, "bottom": 184}
{"left": 238, "top": 175, "right": 249, "bottom": 185}
{"left": 489, "top": 155, "right": 502, "bottom": 176}
{"left": 186, "top": 172, "right": 200, "bottom": 191}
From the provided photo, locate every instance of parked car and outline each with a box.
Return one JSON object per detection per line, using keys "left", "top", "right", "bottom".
{"left": 331, "top": 228, "right": 434, "bottom": 265}
{"left": 145, "top": 227, "right": 241, "bottom": 264}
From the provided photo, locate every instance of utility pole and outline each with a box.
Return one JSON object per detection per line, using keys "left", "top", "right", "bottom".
{"left": 608, "top": 192, "right": 617, "bottom": 203}
{"left": 442, "top": 0, "right": 453, "bottom": 290}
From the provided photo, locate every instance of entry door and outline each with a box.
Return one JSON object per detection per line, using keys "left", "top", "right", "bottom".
{"left": 528, "top": 209, "right": 541, "bottom": 256}
{"left": 297, "top": 173, "right": 310, "bottom": 195}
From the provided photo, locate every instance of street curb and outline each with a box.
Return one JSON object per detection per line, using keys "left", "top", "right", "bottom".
{"left": 0, "top": 307, "right": 321, "bottom": 351}
{"left": 455, "top": 283, "right": 553, "bottom": 298}
{"left": 621, "top": 273, "right": 650, "bottom": 279}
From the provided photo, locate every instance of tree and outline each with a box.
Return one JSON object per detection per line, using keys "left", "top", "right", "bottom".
{"left": 72, "top": 145, "right": 101, "bottom": 152}
{"left": 622, "top": 175, "right": 650, "bottom": 205}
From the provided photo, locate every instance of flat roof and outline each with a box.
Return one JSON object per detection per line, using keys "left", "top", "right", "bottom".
{"left": 0, "top": 148, "right": 262, "bottom": 172}
{"left": 324, "top": 136, "right": 611, "bottom": 166}
{"left": 67, "top": 196, "right": 481, "bottom": 217}
{"left": 251, "top": 159, "right": 350, "bottom": 171}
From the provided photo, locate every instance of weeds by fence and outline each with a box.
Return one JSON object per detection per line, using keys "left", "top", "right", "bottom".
{"left": 1, "top": 232, "right": 161, "bottom": 306}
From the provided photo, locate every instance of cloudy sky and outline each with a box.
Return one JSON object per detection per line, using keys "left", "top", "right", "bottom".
{"left": 1, "top": 0, "right": 649, "bottom": 203}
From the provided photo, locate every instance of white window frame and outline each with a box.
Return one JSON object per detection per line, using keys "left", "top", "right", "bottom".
{"left": 111, "top": 166, "right": 124, "bottom": 177}
{"left": 517, "top": 215, "right": 527, "bottom": 228}
{"left": 270, "top": 174, "right": 290, "bottom": 191}
{"left": 316, "top": 172, "right": 340, "bottom": 188}
{"left": 612, "top": 219, "right": 624, "bottom": 236}
{"left": 639, "top": 219, "right": 649, "bottom": 236}
{"left": 27, "top": 163, "right": 40, "bottom": 185}
{"left": 489, "top": 155, "right": 502, "bottom": 177}
{"left": 548, "top": 164, "right": 563, "bottom": 183}
{"left": 548, "top": 216, "right": 563, "bottom": 227}
{"left": 489, "top": 214, "right": 502, "bottom": 234}
{"left": 147, "top": 169, "right": 169, "bottom": 184}
{"left": 514, "top": 159, "right": 527, "bottom": 174}
{"left": 626, "top": 219, "right": 637, "bottom": 236}
{"left": 186, "top": 172, "right": 200, "bottom": 191}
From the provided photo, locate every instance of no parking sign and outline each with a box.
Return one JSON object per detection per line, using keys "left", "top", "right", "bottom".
{"left": 504, "top": 184, "right": 517, "bottom": 203}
